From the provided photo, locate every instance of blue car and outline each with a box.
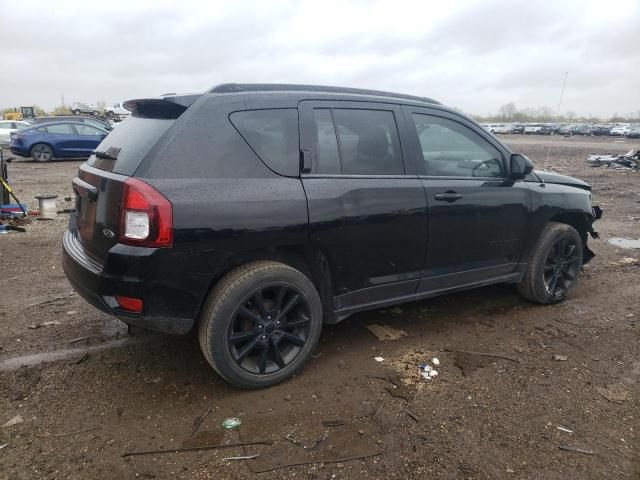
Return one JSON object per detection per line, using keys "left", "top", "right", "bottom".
{"left": 9, "top": 121, "right": 109, "bottom": 162}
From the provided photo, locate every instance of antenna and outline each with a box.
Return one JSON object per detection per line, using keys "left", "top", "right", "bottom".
{"left": 545, "top": 72, "right": 568, "bottom": 165}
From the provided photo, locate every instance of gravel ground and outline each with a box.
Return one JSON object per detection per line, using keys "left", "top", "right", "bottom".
{"left": 0, "top": 135, "right": 639, "bottom": 479}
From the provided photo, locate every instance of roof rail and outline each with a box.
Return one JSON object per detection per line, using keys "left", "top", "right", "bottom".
{"left": 208, "top": 83, "right": 440, "bottom": 105}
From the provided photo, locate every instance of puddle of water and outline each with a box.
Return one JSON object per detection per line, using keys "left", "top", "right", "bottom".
{"left": 0, "top": 337, "right": 144, "bottom": 371}
{"left": 608, "top": 237, "right": 640, "bottom": 249}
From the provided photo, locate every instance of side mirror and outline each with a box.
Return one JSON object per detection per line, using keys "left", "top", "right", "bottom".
{"left": 509, "top": 153, "right": 534, "bottom": 180}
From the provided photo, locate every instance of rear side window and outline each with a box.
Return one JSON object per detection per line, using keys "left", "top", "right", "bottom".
{"left": 74, "top": 125, "right": 104, "bottom": 136}
{"left": 87, "top": 116, "right": 175, "bottom": 175}
{"left": 312, "top": 108, "right": 404, "bottom": 175}
{"left": 44, "top": 123, "right": 75, "bottom": 134}
{"left": 229, "top": 109, "right": 299, "bottom": 177}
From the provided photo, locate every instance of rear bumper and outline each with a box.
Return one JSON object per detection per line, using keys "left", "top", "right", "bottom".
{"left": 9, "top": 146, "right": 29, "bottom": 157}
{"left": 62, "top": 230, "right": 195, "bottom": 335}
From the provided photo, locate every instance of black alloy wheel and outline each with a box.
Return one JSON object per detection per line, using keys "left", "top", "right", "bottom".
{"left": 228, "top": 284, "right": 311, "bottom": 375}
{"left": 543, "top": 236, "right": 580, "bottom": 299}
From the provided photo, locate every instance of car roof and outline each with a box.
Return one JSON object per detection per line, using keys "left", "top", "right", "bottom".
{"left": 207, "top": 83, "right": 441, "bottom": 106}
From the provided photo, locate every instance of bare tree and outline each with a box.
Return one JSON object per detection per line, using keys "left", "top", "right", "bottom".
{"left": 498, "top": 102, "right": 517, "bottom": 121}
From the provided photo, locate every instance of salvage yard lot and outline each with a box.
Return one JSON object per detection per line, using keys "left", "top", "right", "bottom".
{"left": 0, "top": 135, "right": 638, "bottom": 479}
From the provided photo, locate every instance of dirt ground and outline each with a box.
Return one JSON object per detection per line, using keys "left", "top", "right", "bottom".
{"left": 1, "top": 135, "right": 638, "bottom": 479}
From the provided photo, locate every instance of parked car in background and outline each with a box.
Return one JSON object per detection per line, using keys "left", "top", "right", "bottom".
{"left": 538, "top": 124, "right": 556, "bottom": 135}
{"left": 71, "top": 102, "right": 100, "bottom": 116}
{"left": 591, "top": 125, "right": 611, "bottom": 136}
{"left": 524, "top": 124, "right": 543, "bottom": 134}
{"left": 627, "top": 126, "right": 640, "bottom": 138}
{"left": 510, "top": 123, "right": 525, "bottom": 134}
{"left": 27, "top": 116, "right": 113, "bottom": 131}
{"left": 492, "top": 124, "right": 512, "bottom": 134}
{"left": 62, "top": 83, "right": 601, "bottom": 388}
{"left": 570, "top": 124, "right": 592, "bottom": 136}
{"left": 9, "top": 121, "right": 109, "bottom": 162}
{"left": 104, "top": 102, "right": 130, "bottom": 119}
{"left": 481, "top": 123, "right": 500, "bottom": 133}
{"left": 610, "top": 125, "right": 631, "bottom": 136}
{"left": 0, "top": 120, "right": 29, "bottom": 145}
{"left": 557, "top": 124, "right": 573, "bottom": 136}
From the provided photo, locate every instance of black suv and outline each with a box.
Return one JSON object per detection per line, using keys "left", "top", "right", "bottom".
{"left": 63, "top": 84, "right": 601, "bottom": 388}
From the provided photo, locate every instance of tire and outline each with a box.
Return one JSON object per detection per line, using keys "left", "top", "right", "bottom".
{"left": 92, "top": 111, "right": 99, "bottom": 116}
{"left": 31, "top": 143, "right": 54, "bottom": 162}
{"left": 72, "top": 109, "right": 80, "bottom": 115}
{"left": 106, "top": 111, "right": 114, "bottom": 118}
{"left": 518, "top": 222, "right": 583, "bottom": 304}
{"left": 198, "top": 261, "right": 323, "bottom": 389}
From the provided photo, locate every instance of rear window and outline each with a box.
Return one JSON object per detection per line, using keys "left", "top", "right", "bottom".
{"left": 229, "top": 109, "right": 299, "bottom": 177}
{"left": 87, "top": 116, "right": 175, "bottom": 175}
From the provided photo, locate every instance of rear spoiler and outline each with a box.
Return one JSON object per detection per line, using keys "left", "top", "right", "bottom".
{"left": 123, "top": 94, "right": 201, "bottom": 119}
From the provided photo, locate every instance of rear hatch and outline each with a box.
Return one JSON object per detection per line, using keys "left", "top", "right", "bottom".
{"left": 70, "top": 97, "right": 196, "bottom": 264}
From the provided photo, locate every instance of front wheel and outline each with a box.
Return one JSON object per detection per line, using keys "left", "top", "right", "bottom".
{"left": 518, "top": 223, "right": 583, "bottom": 304}
{"left": 31, "top": 143, "right": 54, "bottom": 162}
{"left": 198, "top": 261, "right": 323, "bottom": 389}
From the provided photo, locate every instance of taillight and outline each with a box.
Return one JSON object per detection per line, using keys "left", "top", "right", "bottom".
{"left": 115, "top": 295, "right": 143, "bottom": 313}
{"left": 118, "top": 178, "right": 173, "bottom": 248}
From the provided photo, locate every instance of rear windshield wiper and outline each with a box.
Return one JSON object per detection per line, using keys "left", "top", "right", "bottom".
{"left": 93, "top": 150, "right": 118, "bottom": 160}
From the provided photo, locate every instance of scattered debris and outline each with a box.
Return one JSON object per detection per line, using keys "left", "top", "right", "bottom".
{"left": 596, "top": 384, "right": 630, "bottom": 403}
{"left": 366, "top": 324, "right": 407, "bottom": 341}
{"left": 371, "top": 399, "right": 385, "bottom": 419}
{"left": 558, "top": 444, "right": 595, "bottom": 456}
{"left": 373, "top": 356, "right": 385, "bottom": 362}
{"left": 587, "top": 149, "right": 640, "bottom": 170}
{"left": 222, "top": 454, "right": 260, "bottom": 461}
{"left": 446, "top": 348, "right": 520, "bottom": 363}
{"left": 608, "top": 237, "right": 640, "bottom": 250}
{"left": 73, "top": 353, "right": 90, "bottom": 365}
{"left": 122, "top": 440, "right": 272, "bottom": 457}
{"left": 41, "top": 321, "right": 62, "bottom": 327}
{"left": 192, "top": 407, "right": 213, "bottom": 434}
{"left": 68, "top": 336, "right": 90, "bottom": 344}
{"left": 285, "top": 431, "right": 328, "bottom": 450}
{"left": 406, "top": 410, "right": 419, "bottom": 422}
{"left": 553, "top": 354, "right": 568, "bottom": 362}
{"left": 222, "top": 417, "right": 242, "bottom": 429}
{"left": 431, "top": 357, "right": 440, "bottom": 366}
{"left": 322, "top": 419, "right": 345, "bottom": 427}
{"left": 610, "top": 257, "right": 639, "bottom": 266}
{"left": 66, "top": 310, "right": 77, "bottom": 315}
{"left": 418, "top": 357, "right": 440, "bottom": 381}
{"left": 0, "top": 443, "right": 7, "bottom": 449}
{"left": 2, "top": 415, "right": 24, "bottom": 428}
{"left": 37, "top": 427, "right": 97, "bottom": 438}
{"left": 557, "top": 426, "right": 573, "bottom": 434}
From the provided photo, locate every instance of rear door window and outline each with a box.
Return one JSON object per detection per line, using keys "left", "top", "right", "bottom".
{"left": 312, "top": 108, "right": 404, "bottom": 175}
{"left": 44, "top": 123, "right": 75, "bottom": 134}
{"left": 74, "top": 124, "right": 105, "bottom": 136}
{"left": 229, "top": 109, "right": 299, "bottom": 177}
{"left": 86, "top": 116, "right": 175, "bottom": 175}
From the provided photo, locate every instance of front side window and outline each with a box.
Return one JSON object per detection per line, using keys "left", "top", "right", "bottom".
{"left": 412, "top": 114, "right": 503, "bottom": 177}
{"left": 312, "top": 108, "right": 404, "bottom": 175}
{"left": 44, "top": 123, "right": 75, "bottom": 134}
{"left": 230, "top": 109, "right": 299, "bottom": 177}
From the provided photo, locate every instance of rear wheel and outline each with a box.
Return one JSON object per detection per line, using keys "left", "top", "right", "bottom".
{"left": 518, "top": 223, "right": 583, "bottom": 304}
{"left": 71, "top": 109, "right": 80, "bottom": 115}
{"left": 198, "top": 261, "right": 323, "bottom": 389}
{"left": 31, "top": 143, "right": 54, "bottom": 162}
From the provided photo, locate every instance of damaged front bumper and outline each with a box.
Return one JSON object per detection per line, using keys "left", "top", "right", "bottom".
{"left": 583, "top": 205, "right": 603, "bottom": 264}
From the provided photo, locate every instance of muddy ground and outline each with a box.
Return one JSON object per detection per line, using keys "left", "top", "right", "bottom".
{"left": 0, "top": 135, "right": 638, "bottom": 479}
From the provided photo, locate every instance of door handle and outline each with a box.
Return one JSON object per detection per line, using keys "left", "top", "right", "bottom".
{"left": 434, "top": 192, "right": 463, "bottom": 202}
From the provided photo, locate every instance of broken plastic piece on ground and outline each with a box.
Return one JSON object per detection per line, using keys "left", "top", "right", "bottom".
{"left": 222, "top": 417, "right": 242, "bottom": 429}
{"left": 553, "top": 354, "right": 568, "bottom": 361}
{"left": 607, "top": 237, "right": 640, "bottom": 249}
{"left": 373, "top": 356, "right": 384, "bottom": 362}
{"left": 431, "top": 357, "right": 440, "bottom": 366}
{"left": 2, "top": 415, "right": 24, "bottom": 428}
{"left": 557, "top": 426, "right": 573, "bottom": 433}
{"left": 366, "top": 323, "right": 407, "bottom": 341}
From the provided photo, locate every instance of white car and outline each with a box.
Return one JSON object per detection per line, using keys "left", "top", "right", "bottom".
{"left": 0, "top": 120, "right": 29, "bottom": 145}
{"left": 104, "top": 102, "right": 130, "bottom": 119}
{"left": 492, "top": 124, "right": 512, "bottom": 134}
{"left": 524, "top": 124, "right": 542, "bottom": 134}
{"left": 71, "top": 102, "right": 100, "bottom": 116}
{"left": 610, "top": 125, "right": 631, "bottom": 136}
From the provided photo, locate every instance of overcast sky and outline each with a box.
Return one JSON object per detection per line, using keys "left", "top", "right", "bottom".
{"left": 1, "top": 0, "right": 638, "bottom": 118}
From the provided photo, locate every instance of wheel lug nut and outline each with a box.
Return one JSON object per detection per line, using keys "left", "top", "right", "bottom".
{"left": 262, "top": 335, "right": 267, "bottom": 340}
{"left": 267, "top": 316, "right": 271, "bottom": 320}
{"left": 258, "top": 324, "right": 263, "bottom": 329}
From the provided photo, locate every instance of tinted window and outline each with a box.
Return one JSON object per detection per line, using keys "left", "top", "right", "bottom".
{"left": 412, "top": 114, "right": 503, "bottom": 177}
{"left": 230, "top": 109, "right": 299, "bottom": 176}
{"left": 75, "top": 124, "right": 104, "bottom": 136}
{"left": 87, "top": 116, "right": 175, "bottom": 175}
{"left": 45, "top": 123, "right": 75, "bottom": 134}
{"left": 332, "top": 109, "right": 404, "bottom": 175}
{"left": 313, "top": 109, "right": 340, "bottom": 174}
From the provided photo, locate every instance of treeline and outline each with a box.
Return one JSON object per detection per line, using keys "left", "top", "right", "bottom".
{"left": 472, "top": 102, "right": 640, "bottom": 124}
